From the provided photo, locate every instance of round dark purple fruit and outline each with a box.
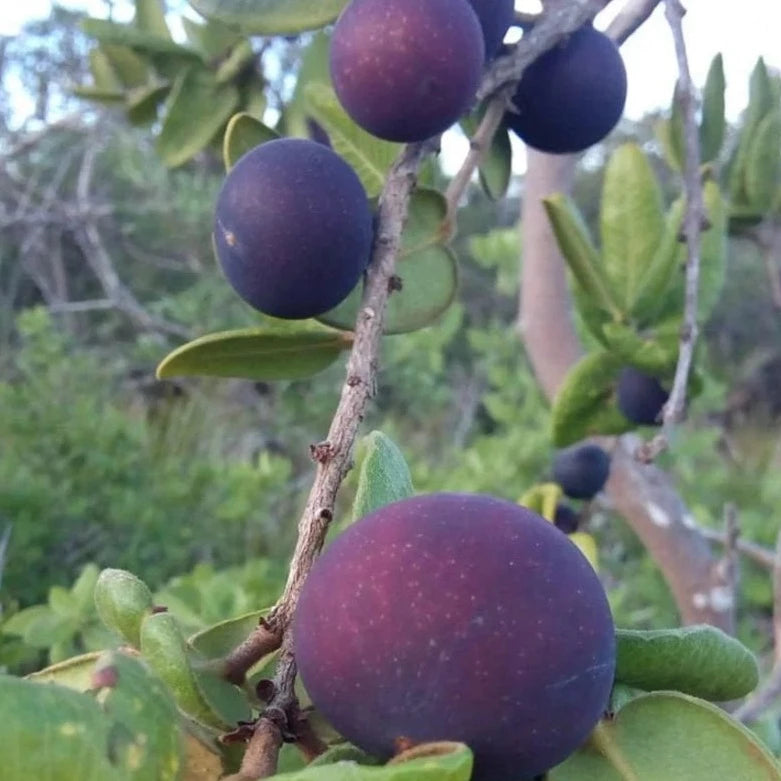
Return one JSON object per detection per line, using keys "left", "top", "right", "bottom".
{"left": 468, "top": 0, "right": 516, "bottom": 59}
{"left": 617, "top": 367, "right": 670, "bottom": 426}
{"left": 330, "top": 0, "right": 484, "bottom": 142}
{"left": 554, "top": 503, "right": 580, "bottom": 534}
{"left": 294, "top": 493, "right": 616, "bottom": 780}
{"left": 213, "top": 138, "right": 372, "bottom": 319}
{"left": 552, "top": 444, "right": 611, "bottom": 500}
{"left": 505, "top": 25, "right": 627, "bottom": 154}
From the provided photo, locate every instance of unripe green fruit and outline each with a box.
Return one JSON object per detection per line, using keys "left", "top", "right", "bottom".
{"left": 330, "top": 0, "right": 484, "bottom": 142}
{"left": 294, "top": 493, "right": 616, "bottom": 780}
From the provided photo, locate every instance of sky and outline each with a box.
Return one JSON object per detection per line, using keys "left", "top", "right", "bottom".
{"left": 3, "top": 0, "right": 780, "bottom": 171}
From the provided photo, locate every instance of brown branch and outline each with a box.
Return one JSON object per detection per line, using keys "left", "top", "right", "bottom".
{"left": 606, "top": 0, "right": 663, "bottom": 45}
{"left": 734, "top": 528, "right": 781, "bottom": 723}
{"left": 699, "top": 527, "right": 776, "bottom": 570}
{"left": 661, "top": 0, "right": 704, "bottom": 428}
{"left": 222, "top": 718, "right": 283, "bottom": 781}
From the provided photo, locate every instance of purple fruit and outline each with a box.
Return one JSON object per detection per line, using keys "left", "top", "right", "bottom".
{"left": 552, "top": 444, "right": 611, "bottom": 501}
{"left": 468, "top": 0, "right": 516, "bottom": 59}
{"left": 617, "top": 367, "right": 670, "bottom": 426}
{"left": 505, "top": 25, "right": 627, "bottom": 154}
{"left": 213, "top": 138, "right": 372, "bottom": 319}
{"left": 330, "top": 0, "right": 484, "bottom": 142}
{"left": 294, "top": 493, "right": 615, "bottom": 780}
{"left": 554, "top": 503, "right": 580, "bottom": 534}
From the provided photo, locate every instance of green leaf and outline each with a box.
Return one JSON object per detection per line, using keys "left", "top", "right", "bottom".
{"left": 0, "top": 675, "right": 121, "bottom": 779}
{"left": 49, "top": 585, "right": 78, "bottom": 617}
{"left": 215, "top": 40, "right": 255, "bottom": 84}
{"left": 551, "top": 352, "right": 632, "bottom": 447}
{"left": 73, "top": 85, "right": 126, "bottom": 103}
{"left": 81, "top": 18, "right": 202, "bottom": 59}
{"left": 126, "top": 82, "right": 169, "bottom": 126}
{"left": 543, "top": 194, "right": 622, "bottom": 321}
{"left": 139, "top": 611, "right": 232, "bottom": 729}
{"left": 186, "top": 0, "right": 349, "bottom": 35}
{"left": 615, "top": 625, "right": 759, "bottom": 701}
{"left": 655, "top": 117, "right": 682, "bottom": 174}
{"left": 630, "top": 197, "right": 685, "bottom": 325}
{"left": 71, "top": 564, "right": 101, "bottom": 613}
{"left": 700, "top": 54, "right": 726, "bottom": 163}
{"left": 135, "top": 0, "right": 171, "bottom": 39}
{"left": 272, "top": 742, "right": 473, "bottom": 780}
{"left": 304, "top": 82, "right": 400, "bottom": 198}
{"left": 27, "top": 651, "right": 103, "bottom": 690}
{"left": 94, "top": 568, "right": 154, "bottom": 648}
{"left": 182, "top": 17, "right": 242, "bottom": 57}
{"left": 223, "top": 112, "right": 280, "bottom": 171}
{"left": 156, "top": 328, "right": 349, "bottom": 382}
{"left": 601, "top": 321, "right": 679, "bottom": 377}
{"left": 188, "top": 610, "right": 267, "bottom": 659}
{"left": 308, "top": 745, "right": 382, "bottom": 768}
{"left": 102, "top": 44, "right": 150, "bottom": 88}
{"left": 286, "top": 31, "right": 333, "bottom": 139}
{"left": 551, "top": 692, "right": 779, "bottom": 780}
{"left": 461, "top": 114, "right": 512, "bottom": 201}
{"left": 600, "top": 144, "right": 666, "bottom": 310}
{"left": 93, "top": 651, "right": 185, "bottom": 780}
{"left": 319, "top": 189, "right": 457, "bottom": 334}
{"left": 89, "top": 47, "right": 123, "bottom": 91}
{"left": 157, "top": 67, "right": 240, "bottom": 167}
{"left": 728, "top": 58, "right": 775, "bottom": 205}
{"left": 745, "top": 110, "right": 781, "bottom": 212}
{"left": 351, "top": 431, "right": 414, "bottom": 524}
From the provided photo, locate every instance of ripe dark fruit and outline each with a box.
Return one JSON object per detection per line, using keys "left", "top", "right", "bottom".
{"left": 330, "top": 0, "right": 484, "bottom": 142}
{"left": 552, "top": 444, "right": 611, "bottom": 500}
{"left": 554, "top": 503, "right": 580, "bottom": 535}
{"left": 617, "top": 367, "right": 670, "bottom": 426}
{"left": 213, "top": 138, "right": 372, "bottom": 319}
{"left": 294, "top": 493, "right": 615, "bottom": 780}
{"left": 468, "top": 0, "right": 516, "bottom": 59}
{"left": 305, "top": 117, "right": 331, "bottom": 148}
{"left": 505, "top": 25, "right": 627, "bottom": 154}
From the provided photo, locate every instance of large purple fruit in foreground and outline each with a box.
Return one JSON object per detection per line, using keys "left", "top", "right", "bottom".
{"left": 294, "top": 493, "right": 615, "bottom": 780}
{"left": 213, "top": 138, "right": 372, "bottom": 319}
{"left": 468, "top": 0, "right": 516, "bottom": 58}
{"left": 330, "top": 0, "right": 484, "bottom": 142}
{"left": 505, "top": 25, "right": 627, "bottom": 154}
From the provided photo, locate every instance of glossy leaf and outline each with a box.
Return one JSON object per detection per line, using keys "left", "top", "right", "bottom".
{"left": 601, "top": 321, "right": 679, "bottom": 377}
{"left": 102, "top": 44, "right": 150, "bottom": 88}
{"left": 27, "top": 651, "right": 103, "bottom": 690}
{"left": 304, "top": 82, "right": 400, "bottom": 198}
{"left": 551, "top": 692, "right": 779, "bottom": 780}
{"left": 272, "top": 742, "right": 473, "bottom": 780}
{"left": 600, "top": 143, "right": 666, "bottom": 310}
{"left": 351, "top": 431, "right": 415, "bottom": 524}
{"left": 700, "top": 54, "right": 726, "bottom": 163}
{"left": 745, "top": 110, "right": 781, "bottom": 211}
{"left": 89, "top": 47, "right": 123, "bottom": 91}
{"left": 223, "top": 112, "right": 279, "bottom": 171}
{"left": 189, "top": 610, "right": 267, "bottom": 659}
{"left": 186, "top": 0, "right": 348, "bottom": 35}
{"left": 157, "top": 67, "right": 239, "bottom": 167}
{"left": 551, "top": 352, "right": 631, "bottom": 447}
{"left": 615, "top": 625, "right": 759, "bottom": 701}
{"left": 182, "top": 17, "right": 242, "bottom": 57}
{"left": 309, "top": 745, "right": 382, "bottom": 768}
{"left": 94, "top": 568, "right": 154, "bottom": 648}
{"left": 126, "top": 82, "right": 169, "bottom": 126}
{"left": 157, "top": 328, "right": 349, "bottom": 382}
{"left": 543, "top": 194, "right": 621, "bottom": 321}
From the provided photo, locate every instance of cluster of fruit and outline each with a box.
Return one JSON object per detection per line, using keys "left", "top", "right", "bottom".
{"left": 213, "top": 0, "right": 627, "bottom": 322}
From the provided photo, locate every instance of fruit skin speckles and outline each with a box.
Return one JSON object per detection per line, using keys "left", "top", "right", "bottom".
{"left": 294, "top": 492, "right": 616, "bottom": 781}
{"left": 330, "top": 0, "right": 484, "bottom": 143}
{"left": 213, "top": 138, "right": 373, "bottom": 320}
{"left": 505, "top": 25, "right": 627, "bottom": 154}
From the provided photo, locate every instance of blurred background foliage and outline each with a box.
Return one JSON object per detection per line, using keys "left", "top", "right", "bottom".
{"left": 1, "top": 3, "right": 780, "bottom": 678}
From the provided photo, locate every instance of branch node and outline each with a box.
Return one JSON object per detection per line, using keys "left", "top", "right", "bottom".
{"left": 309, "top": 441, "right": 335, "bottom": 464}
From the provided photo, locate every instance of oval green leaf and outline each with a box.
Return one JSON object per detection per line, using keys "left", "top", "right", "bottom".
{"left": 26, "top": 651, "right": 103, "bottom": 690}
{"left": 187, "top": 0, "right": 348, "bottom": 35}
{"left": 551, "top": 352, "right": 632, "bottom": 447}
{"left": 188, "top": 610, "right": 267, "bottom": 659}
{"left": 615, "top": 625, "right": 759, "bottom": 701}
{"left": 745, "top": 110, "right": 781, "bottom": 212}
{"left": 81, "top": 18, "right": 202, "bottom": 59}
{"left": 157, "top": 66, "right": 239, "bottom": 167}
{"left": 600, "top": 143, "right": 666, "bottom": 310}
{"left": 156, "top": 328, "right": 350, "bottom": 382}
{"left": 351, "top": 431, "right": 415, "bottom": 524}
{"left": 223, "top": 112, "right": 280, "bottom": 171}
{"left": 700, "top": 54, "right": 726, "bottom": 164}
{"left": 551, "top": 692, "right": 779, "bottom": 781}
{"left": 95, "top": 568, "right": 154, "bottom": 648}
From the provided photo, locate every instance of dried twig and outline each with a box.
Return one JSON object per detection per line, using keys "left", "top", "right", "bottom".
{"left": 734, "top": 529, "right": 781, "bottom": 722}
{"left": 699, "top": 527, "right": 776, "bottom": 570}
{"left": 606, "top": 0, "right": 663, "bottom": 45}
{"left": 712, "top": 503, "right": 740, "bottom": 634}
